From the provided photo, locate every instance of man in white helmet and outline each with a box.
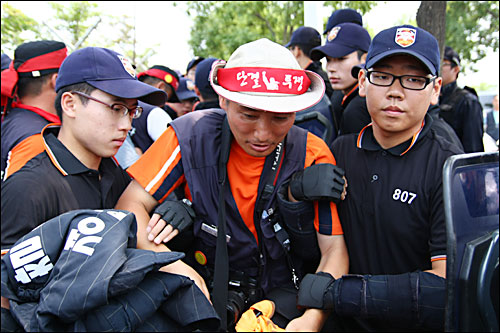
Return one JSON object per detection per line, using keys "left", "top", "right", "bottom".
{"left": 116, "top": 38, "right": 349, "bottom": 331}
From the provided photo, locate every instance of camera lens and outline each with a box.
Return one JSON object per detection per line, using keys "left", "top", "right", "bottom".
{"left": 226, "top": 290, "right": 247, "bottom": 327}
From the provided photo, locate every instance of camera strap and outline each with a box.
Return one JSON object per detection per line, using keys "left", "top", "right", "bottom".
{"left": 213, "top": 116, "right": 231, "bottom": 330}
{"left": 255, "top": 140, "right": 300, "bottom": 290}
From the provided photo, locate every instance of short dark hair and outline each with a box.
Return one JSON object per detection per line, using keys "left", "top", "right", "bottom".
{"left": 294, "top": 44, "right": 315, "bottom": 60}
{"left": 54, "top": 82, "right": 96, "bottom": 121}
{"left": 356, "top": 50, "right": 366, "bottom": 61}
{"left": 17, "top": 73, "right": 55, "bottom": 99}
{"left": 138, "top": 75, "right": 164, "bottom": 86}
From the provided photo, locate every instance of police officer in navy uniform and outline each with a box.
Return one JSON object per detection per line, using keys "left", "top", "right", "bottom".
{"left": 192, "top": 57, "right": 222, "bottom": 111}
{"left": 439, "top": 46, "right": 484, "bottom": 153}
{"left": 311, "top": 22, "right": 371, "bottom": 138}
{"left": 1, "top": 47, "right": 165, "bottom": 251}
{"left": 286, "top": 26, "right": 336, "bottom": 145}
{"left": 296, "top": 25, "right": 464, "bottom": 331}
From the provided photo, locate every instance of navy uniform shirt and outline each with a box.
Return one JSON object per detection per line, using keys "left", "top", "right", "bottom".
{"left": 439, "top": 81, "right": 484, "bottom": 153}
{"left": 331, "top": 114, "right": 463, "bottom": 275}
{"left": 1, "top": 125, "right": 131, "bottom": 249}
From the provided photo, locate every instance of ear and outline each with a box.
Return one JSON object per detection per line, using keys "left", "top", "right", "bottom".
{"left": 60, "top": 91, "right": 78, "bottom": 119}
{"left": 218, "top": 95, "right": 227, "bottom": 110}
{"left": 194, "top": 86, "right": 201, "bottom": 97}
{"left": 155, "top": 81, "right": 167, "bottom": 91}
{"left": 49, "top": 73, "right": 58, "bottom": 90}
{"left": 360, "top": 53, "right": 367, "bottom": 63}
{"left": 430, "top": 77, "right": 442, "bottom": 105}
{"left": 358, "top": 69, "right": 367, "bottom": 97}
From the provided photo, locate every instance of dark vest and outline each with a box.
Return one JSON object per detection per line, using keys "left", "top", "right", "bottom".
{"left": 170, "top": 109, "right": 309, "bottom": 293}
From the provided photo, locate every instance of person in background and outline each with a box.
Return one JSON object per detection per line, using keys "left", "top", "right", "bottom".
{"left": 175, "top": 76, "right": 199, "bottom": 117}
{"left": 193, "top": 57, "right": 221, "bottom": 111}
{"left": 323, "top": 8, "right": 363, "bottom": 37}
{"left": 185, "top": 56, "right": 205, "bottom": 82}
{"left": 131, "top": 65, "right": 178, "bottom": 154}
{"left": 438, "top": 46, "right": 484, "bottom": 153}
{"left": 310, "top": 22, "right": 371, "bottom": 138}
{"left": 1, "top": 40, "right": 67, "bottom": 181}
{"left": 485, "top": 94, "right": 499, "bottom": 147}
{"left": 1, "top": 53, "right": 12, "bottom": 118}
{"left": 286, "top": 26, "right": 333, "bottom": 99}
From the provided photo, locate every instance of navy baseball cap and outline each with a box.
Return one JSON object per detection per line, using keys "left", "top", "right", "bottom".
{"left": 186, "top": 56, "right": 205, "bottom": 73}
{"left": 1, "top": 54, "right": 11, "bottom": 71}
{"left": 176, "top": 77, "right": 198, "bottom": 101}
{"left": 195, "top": 57, "right": 218, "bottom": 96}
{"left": 323, "top": 8, "right": 362, "bottom": 34}
{"left": 365, "top": 25, "right": 440, "bottom": 76}
{"left": 285, "top": 26, "right": 321, "bottom": 49}
{"left": 444, "top": 46, "right": 461, "bottom": 66}
{"left": 310, "top": 22, "right": 371, "bottom": 61}
{"left": 55, "top": 47, "right": 166, "bottom": 106}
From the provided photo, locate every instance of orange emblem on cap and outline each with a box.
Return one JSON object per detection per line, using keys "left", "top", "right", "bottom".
{"left": 327, "top": 26, "right": 341, "bottom": 42}
{"left": 395, "top": 28, "right": 416, "bottom": 48}
{"left": 165, "top": 74, "right": 173, "bottom": 84}
{"left": 117, "top": 55, "right": 136, "bottom": 78}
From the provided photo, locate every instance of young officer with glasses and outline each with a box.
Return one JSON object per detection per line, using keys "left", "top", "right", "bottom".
{"left": 296, "top": 25, "right": 464, "bottom": 331}
{"left": 1, "top": 47, "right": 166, "bottom": 250}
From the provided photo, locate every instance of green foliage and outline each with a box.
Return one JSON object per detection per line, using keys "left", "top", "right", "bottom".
{"left": 322, "top": 1, "right": 379, "bottom": 15}
{"left": 48, "top": 1, "right": 100, "bottom": 48}
{"left": 1, "top": 3, "right": 42, "bottom": 54}
{"left": 446, "top": 1, "right": 499, "bottom": 71}
{"left": 1, "top": 1, "right": 155, "bottom": 68}
{"left": 185, "top": 1, "right": 303, "bottom": 60}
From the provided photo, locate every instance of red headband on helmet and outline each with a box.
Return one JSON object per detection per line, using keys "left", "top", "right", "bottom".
{"left": 216, "top": 67, "right": 311, "bottom": 95}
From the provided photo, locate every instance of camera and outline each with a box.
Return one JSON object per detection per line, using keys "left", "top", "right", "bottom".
{"left": 210, "top": 272, "right": 260, "bottom": 329}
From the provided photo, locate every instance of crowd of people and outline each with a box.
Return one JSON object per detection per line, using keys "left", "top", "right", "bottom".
{"left": 1, "top": 6, "right": 498, "bottom": 332}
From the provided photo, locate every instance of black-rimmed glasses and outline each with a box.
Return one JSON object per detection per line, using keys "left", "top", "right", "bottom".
{"left": 71, "top": 91, "right": 143, "bottom": 119}
{"left": 366, "top": 71, "right": 437, "bottom": 91}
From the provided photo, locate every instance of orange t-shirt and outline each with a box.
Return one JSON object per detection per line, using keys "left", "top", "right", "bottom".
{"left": 127, "top": 126, "right": 343, "bottom": 241}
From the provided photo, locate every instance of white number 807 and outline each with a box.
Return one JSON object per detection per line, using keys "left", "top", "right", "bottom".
{"left": 393, "top": 189, "right": 417, "bottom": 204}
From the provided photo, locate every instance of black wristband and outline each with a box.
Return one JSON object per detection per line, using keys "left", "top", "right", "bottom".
{"left": 297, "top": 272, "right": 336, "bottom": 310}
{"left": 289, "top": 170, "right": 305, "bottom": 200}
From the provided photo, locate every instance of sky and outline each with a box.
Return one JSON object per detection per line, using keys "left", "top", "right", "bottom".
{"left": 3, "top": 1, "right": 499, "bottom": 92}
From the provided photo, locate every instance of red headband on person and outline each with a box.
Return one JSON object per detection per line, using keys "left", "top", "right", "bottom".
{"left": 137, "top": 68, "right": 179, "bottom": 90}
{"left": 1, "top": 47, "right": 67, "bottom": 98}
{"left": 216, "top": 67, "right": 311, "bottom": 95}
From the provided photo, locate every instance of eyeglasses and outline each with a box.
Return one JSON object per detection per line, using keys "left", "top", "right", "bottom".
{"left": 366, "top": 71, "right": 437, "bottom": 91}
{"left": 71, "top": 91, "right": 143, "bottom": 119}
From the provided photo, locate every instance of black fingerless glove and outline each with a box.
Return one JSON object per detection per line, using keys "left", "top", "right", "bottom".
{"left": 153, "top": 199, "right": 196, "bottom": 233}
{"left": 296, "top": 272, "right": 336, "bottom": 310}
{"left": 289, "top": 163, "right": 345, "bottom": 203}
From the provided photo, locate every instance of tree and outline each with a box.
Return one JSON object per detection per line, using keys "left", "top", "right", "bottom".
{"left": 184, "top": 1, "right": 303, "bottom": 60}
{"left": 416, "top": 1, "right": 447, "bottom": 71}
{"left": 48, "top": 1, "right": 101, "bottom": 49}
{"left": 445, "top": 1, "right": 499, "bottom": 72}
{"left": 1, "top": 2, "right": 155, "bottom": 68}
{"left": 183, "top": 1, "right": 379, "bottom": 60}
{"left": 1, "top": 3, "right": 42, "bottom": 54}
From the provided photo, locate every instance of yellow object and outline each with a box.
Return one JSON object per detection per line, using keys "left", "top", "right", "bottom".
{"left": 235, "top": 300, "right": 285, "bottom": 332}
{"left": 194, "top": 251, "right": 207, "bottom": 265}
